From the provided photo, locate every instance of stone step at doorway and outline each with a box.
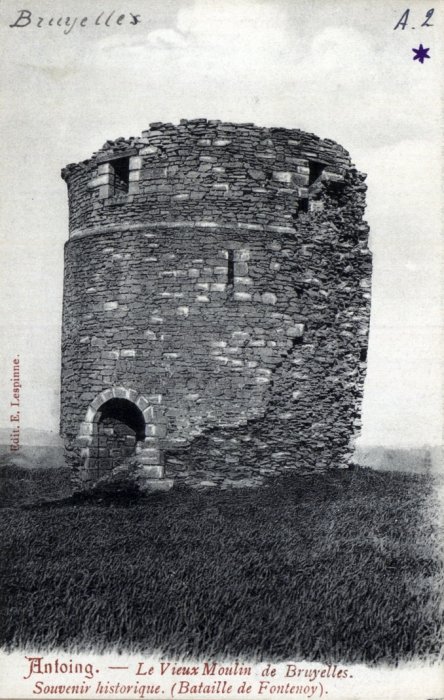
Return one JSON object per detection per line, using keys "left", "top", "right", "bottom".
{"left": 134, "top": 439, "right": 173, "bottom": 492}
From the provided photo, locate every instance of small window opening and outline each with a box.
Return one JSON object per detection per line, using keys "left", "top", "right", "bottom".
{"left": 299, "top": 198, "right": 309, "bottom": 214}
{"left": 112, "top": 157, "right": 130, "bottom": 195}
{"left": 308, "top": 161, "right": 325, "bottom": 187}
{"left": 227, "top": 250, "right": 235, "bottom": 286}
{"left": 360, "top": 347, "right": 368, "bottom": 362}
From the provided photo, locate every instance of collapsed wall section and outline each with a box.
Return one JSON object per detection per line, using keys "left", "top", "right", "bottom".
{"left": 165, "top": 171, "right": 372, "bottom": 487}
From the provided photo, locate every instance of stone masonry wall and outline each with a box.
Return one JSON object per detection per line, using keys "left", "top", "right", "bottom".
{"left": 61, "top": 120, "right": 372, "bottom": 490}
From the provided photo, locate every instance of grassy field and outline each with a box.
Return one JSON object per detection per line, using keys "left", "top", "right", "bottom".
{"left": 0, "top": 463, "right": 443, "bottom": 664}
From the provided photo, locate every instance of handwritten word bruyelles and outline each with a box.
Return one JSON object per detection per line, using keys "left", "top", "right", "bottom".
{"left": 9, "top": 9, "right": 141, "bottom": 35}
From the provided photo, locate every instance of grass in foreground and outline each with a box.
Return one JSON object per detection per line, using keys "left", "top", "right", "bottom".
{"left": 0, "top": 465, "right": 442, "bottom": 664}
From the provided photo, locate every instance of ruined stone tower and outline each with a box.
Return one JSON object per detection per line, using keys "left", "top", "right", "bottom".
{"left": 61, "top": 119, "right": 372, "bottom": 491}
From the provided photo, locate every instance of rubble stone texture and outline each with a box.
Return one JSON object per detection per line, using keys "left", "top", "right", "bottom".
{"left": 60, "top": 119, "right": 372, "bottom": 491}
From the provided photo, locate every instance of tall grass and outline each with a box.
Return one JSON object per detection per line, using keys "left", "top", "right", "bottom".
{"left": 0, "top": 463, "right": 71, "bottom": 507}
{"left": 0, "top": 467, "right": 442, "bottom": 663}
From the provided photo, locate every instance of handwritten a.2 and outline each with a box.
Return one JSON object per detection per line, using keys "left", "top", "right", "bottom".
{"left": 394, "top": 8, "right": 434, "bottom": 30}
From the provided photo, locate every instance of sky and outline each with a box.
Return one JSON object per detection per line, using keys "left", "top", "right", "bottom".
{"left": 0, "top": 0, "right": 442, "bottom": 447}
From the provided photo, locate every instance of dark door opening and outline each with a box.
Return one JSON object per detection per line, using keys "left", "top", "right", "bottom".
{"left": 89, "top": 398, "right": 145, "bottom": 480}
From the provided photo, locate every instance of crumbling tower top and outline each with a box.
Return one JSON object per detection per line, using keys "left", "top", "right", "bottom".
{"left": 62, "top": 119, "right": 356, "bottom": 241}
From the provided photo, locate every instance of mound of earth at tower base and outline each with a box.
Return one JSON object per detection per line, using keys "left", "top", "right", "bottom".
{"left": 85, "top": 457, "right": 174, "bottom": 496}
{"left": 60, "top": 119, "right": 372, "bottom": 492}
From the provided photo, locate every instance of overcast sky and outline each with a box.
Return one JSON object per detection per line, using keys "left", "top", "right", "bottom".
{"left": 0, "top": 0, "right": 442, "bottom": 446}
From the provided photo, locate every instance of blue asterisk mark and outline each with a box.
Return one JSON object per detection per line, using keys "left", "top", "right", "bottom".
{"left": 412, "top": 44, "right": 431, "bottom": 63}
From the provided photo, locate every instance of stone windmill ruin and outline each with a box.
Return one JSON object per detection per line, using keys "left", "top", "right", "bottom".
{"left": 60, "top": 119, "right": 372, "bottom": 492}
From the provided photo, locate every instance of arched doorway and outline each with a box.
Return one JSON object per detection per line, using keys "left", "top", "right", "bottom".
{"left": 89, "top": 398, "right": 145, "bottom": 480}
